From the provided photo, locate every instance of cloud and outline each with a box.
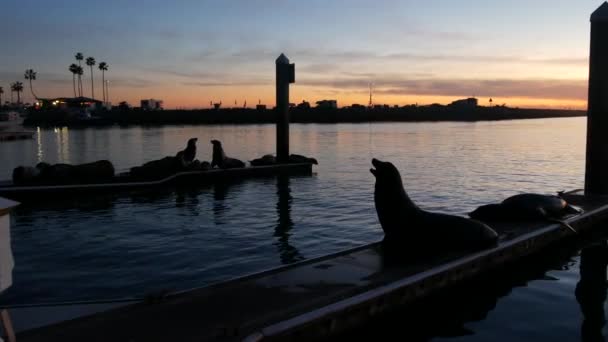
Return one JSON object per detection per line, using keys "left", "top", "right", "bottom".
{"left": 298, "top": 77, "right": 587, "bottom": 100}
{"left": 383, "top": 53, "right": 588, "bottom": 66}
{"left": 183, "top": 46, "right": 588, "bottom": 70}
{"left": 110, "top": 78, "right": 158, "bottom": 88}
{"left": 182, "top": 79, "right": 270, "bottom": 87}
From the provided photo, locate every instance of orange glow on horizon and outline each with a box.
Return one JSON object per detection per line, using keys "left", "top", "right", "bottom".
{"left": 26, "top": 79, "right": 588, "bottom": 111}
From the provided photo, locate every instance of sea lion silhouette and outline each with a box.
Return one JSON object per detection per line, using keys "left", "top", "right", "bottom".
{"left": 469, "top": 193, "right": 582, "bottom": 233}
{"left": 176, "top": 138, "right": 197, "bottom": 167}
{"left": 210, "top": 140, "right": 245, "bottom": 169}
{"left": 250, "top": 154, "right": 276, "bottom": 166}
{"left": 370, "top": 158, "right": 498, "bottom": 256}
{"left": 288, "top": 154, "right": 318, "bottom": 165}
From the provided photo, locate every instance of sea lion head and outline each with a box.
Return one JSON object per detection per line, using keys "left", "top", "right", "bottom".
{"left": 187, "top": 138, "right": 198, "bottom": 146}
{"left": 370, "top": 158, "right": 419, "bottom": 237}
{"left": 370, "top": 158, "right": 404, "bottom": 189}
{"left": 210, "top": 139, "right": 221, "bottom": 146}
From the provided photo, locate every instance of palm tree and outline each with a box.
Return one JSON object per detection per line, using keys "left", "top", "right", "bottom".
{"left": 75, "top": 52, "right": 84, "bottom": 96}
{"left": 69, "top": 64, "right": 79, "bottom": 97}
{"left": 98, "top": 62, "right": 108, "bottom": 102}
{"left": 76, "top": 66, "right": 84, "bottom": 97}
{"left": 24, "top": 69, "right": 37, "bottom": 100}
{"left": 0, "top": 87, "right": 4, "bottom": 106}
{"left": 11, "top": 82, "right": 24, "bottom": 104}
{"left": 86, "top": 57, "right": 96, "bottom": 99}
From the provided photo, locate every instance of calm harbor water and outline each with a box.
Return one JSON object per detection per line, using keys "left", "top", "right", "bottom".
{"left": 2, "top": 117, "right": 605, "bottom": 340}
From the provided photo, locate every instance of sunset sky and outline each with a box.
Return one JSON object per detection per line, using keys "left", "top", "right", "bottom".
{"left": 0, "top": 0, "right": 601, "bottom": 109}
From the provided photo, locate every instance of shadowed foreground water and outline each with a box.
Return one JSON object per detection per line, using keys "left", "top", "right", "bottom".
{"left": 1, "top": 117, "right": 603, "bottom": 341}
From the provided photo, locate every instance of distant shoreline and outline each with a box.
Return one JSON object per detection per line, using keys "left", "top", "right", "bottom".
{"left": 23, "top": 106, "right": 586, "bottom": 127}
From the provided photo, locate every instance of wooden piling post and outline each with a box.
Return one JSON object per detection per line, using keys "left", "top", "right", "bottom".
{"left": 585, "top": 2, "right": 608, "bottom": 195}
{"left": 276, "top": 54, "right": 295, "bottom": 164}
{"left": 0, "top": 197, "right": 18, "bottom": 342}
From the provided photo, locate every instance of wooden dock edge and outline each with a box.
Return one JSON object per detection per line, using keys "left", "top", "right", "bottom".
{"left": 244, "top": 194, "right": 608, "bottom": 341}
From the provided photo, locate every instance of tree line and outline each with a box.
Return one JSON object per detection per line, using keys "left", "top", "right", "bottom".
{"left": 1, "top": 52, "right": 110, "bottom": 107}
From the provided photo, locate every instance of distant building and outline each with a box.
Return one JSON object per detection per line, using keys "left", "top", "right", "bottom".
{"left": 449, "top": 97, "right": 478, "bottom": 108}
{"left": 315, "top": 100, "right": 337, "bottom": 109}
{"left": 35, "top": 97, "right": 102, "bottom": 114}
{"left": 141, "top": 99, "right": 164, "bottom": 111}
{"left": 296, "top": 100, "right": 311, "bottom": 109}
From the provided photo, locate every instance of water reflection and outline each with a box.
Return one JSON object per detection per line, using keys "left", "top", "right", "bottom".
{"left": 36, "top": 127, "right": 43, "bottom": 162}
{"left": 56, "top": 127, "right": 70, "bottom": 163}
{"left": 175, "top": 187, "right": 201, "bottom": 216}
{"left": 213, "top": 182, "right": 231, "bottom": 225}
{"left": 274, "top": 176, "right": 303, "bottom": 264}
{"left": 576, "top": 241, "right": 608, "bottom": 342}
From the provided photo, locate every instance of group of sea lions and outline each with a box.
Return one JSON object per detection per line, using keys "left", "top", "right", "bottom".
{"left": 370, "top": 158, "right": 583, "bottom": 257}
{"left": 129, "top": 138, "right": 318, "bottom": 180}
{"left": 11, "top": 138, "right": 319, "bottom": 185}
{"left": 12, "top": 160, "right": 115, "bottom": 185}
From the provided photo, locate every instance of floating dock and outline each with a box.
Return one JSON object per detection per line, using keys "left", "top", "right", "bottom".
{"left": 0, "top": 163, "right": 314, "bottom": 202}
{"left": 0, "top": 131, "right": 34, "bottom": 142}
{"left": 8, "top": 190, "right": 608, "bottom": 342}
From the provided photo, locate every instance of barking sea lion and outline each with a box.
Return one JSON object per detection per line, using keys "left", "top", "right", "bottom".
{"left": 370, "top": 158, "right": 498, "bottom": 256}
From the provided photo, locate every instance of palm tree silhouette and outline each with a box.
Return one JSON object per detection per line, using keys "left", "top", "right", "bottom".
{"left": 11, "top": 82, "right": 24, "bottom": 105}
{"left": 98, "top": 62, "right": 108, "bottom": 102}
{"left": 76, "top": 66, "right": 84, "bottom": 97}
{"left": 75, "top": 52, "right": 84, "bottom": 96}
{"left": 24, "top": 69, "right": 37, "bottom": 100}
{"left": 69, "top": 64, "right": 79, "bottom": 97}
{"left": 86, "top": 57, "right": 96, "bottom": 99}
{"left": 0, "top": 87, "right": 4, "bottom": 107}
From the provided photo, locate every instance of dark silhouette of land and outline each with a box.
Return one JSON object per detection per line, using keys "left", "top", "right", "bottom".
{"left": 23, "top": 105, "right": 585, "bottom": 127}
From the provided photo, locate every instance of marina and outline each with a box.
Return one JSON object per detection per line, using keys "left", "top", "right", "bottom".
{"left": 0, "top": 2, "right": 606, "bottom": 341}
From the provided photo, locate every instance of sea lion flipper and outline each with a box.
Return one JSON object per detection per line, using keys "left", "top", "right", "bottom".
{"left": 547, "top": 217, "right": 578, "bottom": 234}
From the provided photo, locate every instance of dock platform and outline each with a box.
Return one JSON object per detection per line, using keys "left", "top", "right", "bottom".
{"left": 0, "top": 163, "right": 314, "bottom": 202}
{"left": 9, "top": 190, "right": 608, "bottom": 342}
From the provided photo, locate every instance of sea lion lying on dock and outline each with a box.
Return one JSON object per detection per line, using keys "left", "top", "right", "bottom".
{"left": 210, "top": 140, "right": 245, "bottom": 169}
{"left": 469, "top": 193, "right": 582, "bottom": 233}
{"left": 249, "top": 154, "right": 318, "bottom": 166}
{"left": 130, "top": 138, "right": 209, "bottom": 180}
{"left": 288, "top": 154, "right": 318, "bottom": 165}
{"left": 12, "top": 160, "right": 115, "bottom": 185}
{"left": 130, "top": 157, "right": 181, "bottom": 180}
{"left": 370, "top": 158, "right": 497, "bottom": 256}
{"left": 12, "top": 166, "right": 40, "bottom": 185}
{"left": 250, "top": 154, "right": 276, "bottom": 166}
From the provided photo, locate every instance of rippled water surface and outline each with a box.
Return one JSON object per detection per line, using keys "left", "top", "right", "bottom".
{"left": 2, "top": 118, "right": 605, "bottom": 341}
